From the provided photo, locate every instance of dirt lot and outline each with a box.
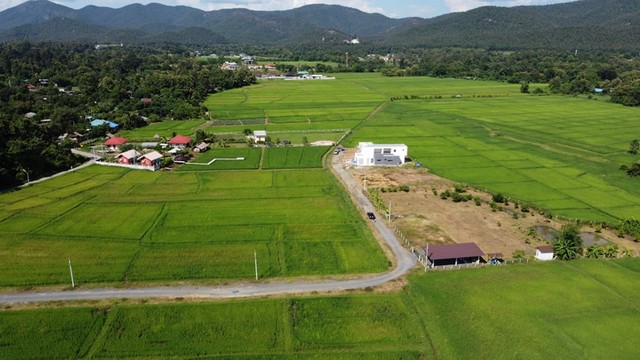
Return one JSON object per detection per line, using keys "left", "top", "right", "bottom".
{"left": 336, "top": 150, "right": 640, "bottom": 258}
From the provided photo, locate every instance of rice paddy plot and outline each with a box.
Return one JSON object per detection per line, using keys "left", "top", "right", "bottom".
{"left": 180, "top": 147, "right": 261, "bottom": 170}
{"left": 406, "top": 259, "right": 640, "bottom": 359}
{"left": 0, "top": 165, "right": 387, "bottom": 287}
{"left": 117, "top": 120, "right": 205, "bottom": 141}
{"left": 262, "top": 147, "right": 328, "bottom": 169}
{"left": 204, "top": 76, "right": 386, "bottom": 129}
{"left": 35, "top": 203, "right": 163, "bottom": 240}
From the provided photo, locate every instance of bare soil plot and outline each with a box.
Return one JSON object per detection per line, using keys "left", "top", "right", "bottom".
{"left": 341, "top": 160, "right": 640, "bottom": 258}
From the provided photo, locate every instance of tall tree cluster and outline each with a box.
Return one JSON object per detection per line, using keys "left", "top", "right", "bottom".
{"left": 0, "top": 42, "right": 256, "bottom": 188}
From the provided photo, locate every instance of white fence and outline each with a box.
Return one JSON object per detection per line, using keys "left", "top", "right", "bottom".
{"left": 95, "top": 161, "right": 156, "bottom": 171}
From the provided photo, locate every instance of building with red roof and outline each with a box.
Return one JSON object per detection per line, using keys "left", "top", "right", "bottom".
{"left": 103, "top": 136, "right": 127, "bottom": 151}
{"left": 168, "top": 135, "right": 191, "bottom": 148}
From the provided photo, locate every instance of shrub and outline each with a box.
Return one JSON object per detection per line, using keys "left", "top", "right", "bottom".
{"left": 454, "top": 183, "right": 466, "bottom": 193}
{"left": 512, "top": 249, "right": 526, "bottom": 259}
{"left": 492, "top": 193, "right": 505, "bottom": 203}
{"left": 474, "top": 197, "right": 482, "bottom": 206}
{"left": 399, "top": 184, "right": 410, "bottom": 192}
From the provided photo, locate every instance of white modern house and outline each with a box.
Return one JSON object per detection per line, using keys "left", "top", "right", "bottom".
{"left": 535, "top": 245, "right": 555, "bottom": 261}
{"left": 253, "top": 130, "right": 267, "bottom": 143}
{"left": 353, "top": 142, "right": 408, "bottom": 166}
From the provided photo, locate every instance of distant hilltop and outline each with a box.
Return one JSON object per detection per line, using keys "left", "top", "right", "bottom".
{"left": 0, "top": 0, "right": 639, "bottom": 51}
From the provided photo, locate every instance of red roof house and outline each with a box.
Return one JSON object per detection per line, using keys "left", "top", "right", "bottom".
{"left": 103, "top": 136, "right": 127, "bottom": 151}
{"left": 168, "top": 135, "right": 191, "bottom": 148}
{"left": 426, "top": 242, "right": 485, "bottom": 267}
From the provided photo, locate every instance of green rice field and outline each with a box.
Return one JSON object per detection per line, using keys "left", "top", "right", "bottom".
{"left": 117, "top": 120, "right": 206, "bottom": 141}
{"left": 198, "top": 73, "right": 640, "bottom": 223}
{"left": 345, "top": 96, "right": 640, "bottom": 223}
{"left": 0, "top": 165, "right": 388, "bottom": 287}
{"left": 2, "top": 259, "right": 638, "bottom": 359}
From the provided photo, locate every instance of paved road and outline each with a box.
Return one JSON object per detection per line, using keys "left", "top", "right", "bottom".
{"left": 0, "top": 157, "right": 415, "bottom": 304}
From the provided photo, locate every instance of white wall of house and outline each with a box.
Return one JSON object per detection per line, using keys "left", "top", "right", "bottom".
{"left": 535, "top": 249, "right": 554, "bottom": 261}
{"left": 353, "top": 142, "right": 408, "bottom": 166}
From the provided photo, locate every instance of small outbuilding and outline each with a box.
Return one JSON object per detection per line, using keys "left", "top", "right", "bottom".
{"left": 426, "top": 242, "right": 485, "bottom": 267}
{"left": 168, "top": 135, "right": 191, "bottom": 148}
{"left": 535, "top": 245, "right": 555, "bottom": 261}
{"left": 193, "top": 142, "right": 210, "bottom": 153}
{"left": 103, "top": 136, "right": 127, "bottom": 151}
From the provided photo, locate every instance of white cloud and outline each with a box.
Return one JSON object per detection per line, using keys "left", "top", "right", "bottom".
{"left": 0, "top": 0, "right": 29, "bottom": 11}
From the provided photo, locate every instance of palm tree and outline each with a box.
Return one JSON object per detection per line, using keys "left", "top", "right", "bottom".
{"left": 554, "top": 238, "right": 580, "bottom": 260}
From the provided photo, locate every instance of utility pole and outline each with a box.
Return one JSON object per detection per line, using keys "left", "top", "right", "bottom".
{"left": 254, "top": 250, "right": 258, "bottom": 280}
{"left": 68, "top": 258, "right": 75, "bottom": 288}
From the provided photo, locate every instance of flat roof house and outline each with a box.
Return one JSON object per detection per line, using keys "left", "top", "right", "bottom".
{"left": 426, "top": 243, "right": 485, "bottom": 267}
{"left": 535, "top": 245, "right": 554, "bottom": 261}
{"left": 353, "top": 142, "right": 408, "bottom": 166}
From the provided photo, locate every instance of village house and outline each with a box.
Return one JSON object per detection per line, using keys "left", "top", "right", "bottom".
{"left": 353, "top": 142, "right": 408, "bottom": 166}
{"left": 168, "top": 135, "right": 191, "bottom": 148}
{"left": 103, "top": 136, "right": 127, "bottom": 151}
{"left": 139, "top": 151, "right": 163, "bottom": 170}
{"left": 221, "top": 62, "right": 238, "bottom": 71}
{"left": 117, "top": 149, "right": 141, "bottom": 165}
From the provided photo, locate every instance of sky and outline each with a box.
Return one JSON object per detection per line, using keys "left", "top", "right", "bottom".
{"left": 1, "top": 0, "right": 572, "bottom": 18}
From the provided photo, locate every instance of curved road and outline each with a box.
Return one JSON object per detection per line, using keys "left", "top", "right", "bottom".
{"left": 0, "top": 157, "right": 416, "bottom": 304}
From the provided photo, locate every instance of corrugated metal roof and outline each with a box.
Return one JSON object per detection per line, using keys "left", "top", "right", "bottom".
{"left": 427, "top": 243, "right": 484, "bottom": 261}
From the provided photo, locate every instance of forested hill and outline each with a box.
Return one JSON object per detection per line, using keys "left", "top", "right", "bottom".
{"left": 0, "top": 0, "right": 640, "bottom": 50}
{"left": 388, "top": 0, "right": 640, "bottom": 50}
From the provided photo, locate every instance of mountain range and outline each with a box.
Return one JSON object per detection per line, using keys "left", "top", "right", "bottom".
{"left": 0, "top": 0, "right": 639, "bottom": 50}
